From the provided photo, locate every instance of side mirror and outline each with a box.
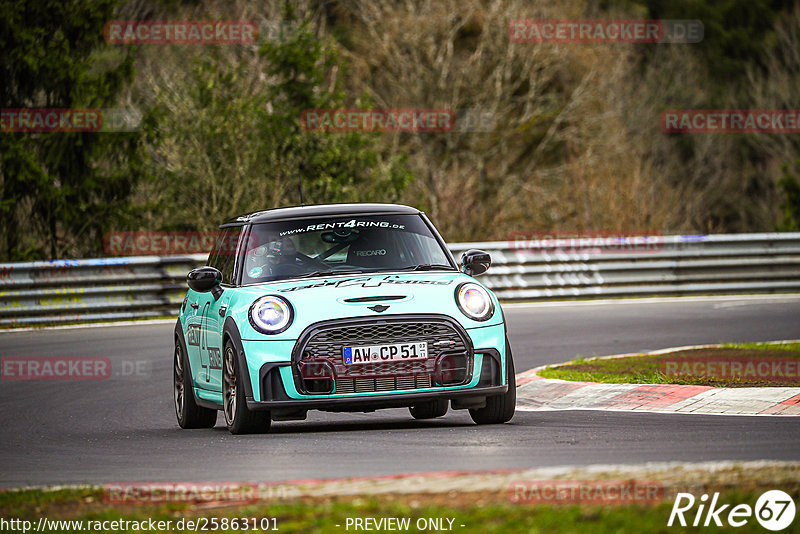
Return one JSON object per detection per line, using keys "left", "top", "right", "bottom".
{"left": 460, "top": 249, "right": 491, "bottom": 277}
{"left": 187, "top": 267, "right": 223, "bottom": 300}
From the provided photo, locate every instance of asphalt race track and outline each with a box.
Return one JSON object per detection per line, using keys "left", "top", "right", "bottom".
{"left": 1, "top": 295, "right": 799, "bottom": 487}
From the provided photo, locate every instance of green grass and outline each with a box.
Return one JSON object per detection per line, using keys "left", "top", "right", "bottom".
{"left": 2, "top": 487, "right": 798, "bottom": 533}
{"left": 719, "top": 342, "right": 800, "bottom": 351}
{"left": 538, "top": 342, "right": 800, "bottom": 387}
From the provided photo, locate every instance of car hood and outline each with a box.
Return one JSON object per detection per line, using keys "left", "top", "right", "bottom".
{"left": 228, "top": 271, "right": 503, "bottom": 340}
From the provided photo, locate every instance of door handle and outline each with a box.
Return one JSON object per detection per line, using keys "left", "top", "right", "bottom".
{"left": 190, "top": 302, "right": 199, "bottom": 309}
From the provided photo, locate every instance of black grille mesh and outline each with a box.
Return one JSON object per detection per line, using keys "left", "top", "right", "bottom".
{"left": 295, "top": 318, "right": 470, "bottom": 394}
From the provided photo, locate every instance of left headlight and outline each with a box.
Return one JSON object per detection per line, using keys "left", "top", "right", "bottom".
{"left": 455, "top": 282, "right": 494, "bottom": 321}
{"left": 249, "top": 295, "right": 294, "bottom": 334}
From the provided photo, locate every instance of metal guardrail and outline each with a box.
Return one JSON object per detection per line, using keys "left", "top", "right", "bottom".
{"left": 1, "top": 233, "right": 799, "bottom": 326}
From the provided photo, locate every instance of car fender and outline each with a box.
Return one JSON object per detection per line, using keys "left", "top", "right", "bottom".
{"left": 223, "top": 316, "right": 256, "bottom": 401}
{"left": 173, "top": 318, "right": 208, "bottom": 407}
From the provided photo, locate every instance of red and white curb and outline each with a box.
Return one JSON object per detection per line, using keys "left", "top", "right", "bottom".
{"left": 515, "top": 343, "right": 800, "bottom": 416}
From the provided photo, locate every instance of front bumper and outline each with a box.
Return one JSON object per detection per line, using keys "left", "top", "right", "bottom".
{"left": 239, "top": 315, "right": 507, "bottom": 410}
{"left": 245, "top": 383, "right": 508, "bottom": 411}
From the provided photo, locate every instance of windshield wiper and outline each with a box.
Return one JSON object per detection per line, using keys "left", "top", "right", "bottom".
{"left": 296, "top": 265, "right": 454, "bottom": 279}
{"left": 403, "top": 264, "right": 457, "bottom": 271}
{"left": 295, "top": 269, "right": 367, "bottom": 279}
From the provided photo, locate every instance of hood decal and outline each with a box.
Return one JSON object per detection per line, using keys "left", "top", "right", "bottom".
{"left": 277, "top": 275, "right": 454, "bottom": 293}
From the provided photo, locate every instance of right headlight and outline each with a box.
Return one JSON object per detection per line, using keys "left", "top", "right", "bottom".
{"left": 249, "top": 295, "right": 294, "bottom": 334}
{"left": 455, "top": 282, "right": 494, "bottom": 321}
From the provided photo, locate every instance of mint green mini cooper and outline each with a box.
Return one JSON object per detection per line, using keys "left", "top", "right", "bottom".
{"left": 173, "top": 203, "right": 515, "bottom": 434}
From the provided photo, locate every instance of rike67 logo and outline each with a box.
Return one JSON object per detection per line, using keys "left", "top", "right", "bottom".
{"left": 668, "top": 490, "right": 796, "bottom": 531}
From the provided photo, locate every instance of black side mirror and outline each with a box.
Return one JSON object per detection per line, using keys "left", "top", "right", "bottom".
{"left": 460, "top": 249, "right": 491, "bottom": 277}
{"left": 187, "top": 267, "right": 223, "bottom": 300}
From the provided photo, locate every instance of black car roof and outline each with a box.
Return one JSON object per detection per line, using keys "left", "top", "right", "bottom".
{"left": 221, "top": 203, "right": 422, "bottom": 227}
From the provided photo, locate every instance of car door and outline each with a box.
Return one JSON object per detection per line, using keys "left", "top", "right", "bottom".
{"left": 196, "top": 292, "right": 221, "bottom": 390}
{"left": 183, "top": 289, "right": 206, "bottom": 389}
{"left": 198, "top": 225, "right": 244, "bottom": 392}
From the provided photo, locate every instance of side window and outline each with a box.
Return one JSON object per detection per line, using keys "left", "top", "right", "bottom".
{"left": 208, "top": 227, "right": 242, "bottom": 285}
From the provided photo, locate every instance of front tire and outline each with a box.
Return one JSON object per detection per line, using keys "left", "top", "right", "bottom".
{"left": 469, "top": 341, "right": 516, "bottom": 425}
{"left": 223, "top": 341, "right": 271, "bottom": 434}
{"left": 174, "top": 339, "right": 217, "bottom": 429}
{"left": 409, "top": 399, "right": 449, "bottom": 420}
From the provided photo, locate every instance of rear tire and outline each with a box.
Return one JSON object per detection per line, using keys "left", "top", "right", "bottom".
{"left": 174, "top": 339, "right": 217, "bottom": 429}
{"left": 469, "top": 341, "right": 516, "bottom": 425}
{"left": 409, "top": 399, "right": 449, "bottom": 420}
{"left": 223, "top": 341, "right": 271, "bottom": 434}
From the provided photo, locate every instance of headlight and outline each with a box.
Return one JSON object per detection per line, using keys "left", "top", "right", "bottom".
{"left": 455, "top": 282, "right": 494, "bottom": 321}
{"left": 249, "top": 295, "right": 294, "bottom": 334}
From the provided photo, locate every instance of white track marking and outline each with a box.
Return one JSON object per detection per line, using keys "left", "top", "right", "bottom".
{"left": 0, "top": 319, "right": 175, "bottom": 334}
{"left": 502, "top": 293, "right": 800, "bottom": 309}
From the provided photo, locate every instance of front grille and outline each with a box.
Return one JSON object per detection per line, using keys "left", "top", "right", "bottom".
{"left": 335, "top": 374, "right": 432, "bottom": 394}
{"left": 294, "top": 316, "right": 471, "bottom": 395}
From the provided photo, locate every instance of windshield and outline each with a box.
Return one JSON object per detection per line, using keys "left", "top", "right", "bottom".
{"left": 240, "top": 213, "right": 454, "bottom": 284}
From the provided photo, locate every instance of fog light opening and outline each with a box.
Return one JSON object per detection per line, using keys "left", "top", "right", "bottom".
{"left": 435, "top": 353, "right": 469, "bottom": 386}
{"left": 298, "top": 360, "right": 335, "bottom": 394}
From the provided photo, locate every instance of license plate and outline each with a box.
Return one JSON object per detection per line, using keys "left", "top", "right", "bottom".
{"left": 343, "top": 342, "right": 428, "bottom": 365}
